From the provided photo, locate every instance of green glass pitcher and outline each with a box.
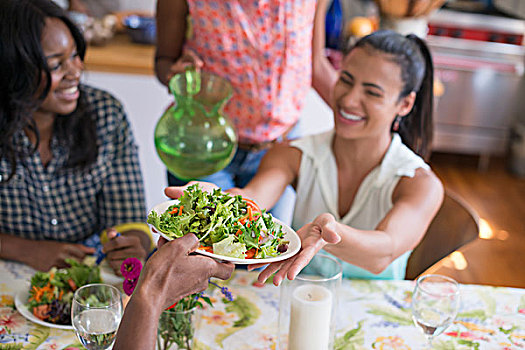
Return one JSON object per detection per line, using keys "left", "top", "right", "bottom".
{"left": 154, "top": 70, "right": 237, "bottom": 180}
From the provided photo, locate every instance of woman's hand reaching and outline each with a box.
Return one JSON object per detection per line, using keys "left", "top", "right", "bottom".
{"left": 250, "top": 213, "right": 341, "bottom": 286}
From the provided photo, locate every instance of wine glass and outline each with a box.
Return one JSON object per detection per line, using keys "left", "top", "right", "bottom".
{"left": 72, "top": 283, "right": 123, "bottom": 350}
{"left": 411, "top": 274, "right": 460, "bottom": 347}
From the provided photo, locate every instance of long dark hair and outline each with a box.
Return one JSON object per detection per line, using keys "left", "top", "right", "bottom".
{"left": 350, "top": 30, "right": 434, "bottom": 160}
{"left": 0, "top": 0, "right": 97, "bottom": 182}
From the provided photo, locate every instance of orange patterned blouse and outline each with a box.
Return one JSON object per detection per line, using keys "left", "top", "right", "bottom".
{"left": 186, "top": 0, "right": 317, "bottom": 144}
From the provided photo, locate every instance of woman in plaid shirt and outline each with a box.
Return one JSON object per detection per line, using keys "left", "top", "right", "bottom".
{"left": 0, "top": 0, "right": 151, "bottom": 274}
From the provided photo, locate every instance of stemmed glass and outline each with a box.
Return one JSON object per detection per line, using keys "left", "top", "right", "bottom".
{"left": 411, "top": 274, "right": 460, "bottom": 347}
{"left": 72, "top": 283, "right": 123, "bottom": 350}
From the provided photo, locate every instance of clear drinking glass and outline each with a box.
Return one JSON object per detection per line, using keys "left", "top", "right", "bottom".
{"left": 72, "top": 283, "right": 123, "bottom": 350}
{"left": 411, "top": 274, "right": 460, "bottom": 347}
{"left": 278, "top": 254, "right": 342, "bottom": 350}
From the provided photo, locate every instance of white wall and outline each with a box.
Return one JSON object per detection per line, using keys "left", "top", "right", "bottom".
{"left": 82, "top": 71, "right": 333, "bottom": 210}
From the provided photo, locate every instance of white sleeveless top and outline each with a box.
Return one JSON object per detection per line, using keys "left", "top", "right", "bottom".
{"left": 291, "top": 131, "right": 429, "bottom": 279}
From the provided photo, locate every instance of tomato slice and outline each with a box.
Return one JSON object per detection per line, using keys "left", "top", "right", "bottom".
{"left": 199, "top": 245, "right": 213, "bottom": 253}
{"left": 242, "top": 197, "right": 261, "bottom": 213}
{"left": 33, "top": 304, "right": 51, "bottom": 320}
{"left": 245, "top": 248, "right": 257, "bottom": 259}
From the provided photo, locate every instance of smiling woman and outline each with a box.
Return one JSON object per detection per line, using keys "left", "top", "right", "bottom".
{"left": 168, "top": 30, "right": 444, "bottom": 285}
{"left": 40, "top": 18, "right": 83, "bottom": 117}
{"left": 0, "top": 0, "right": 152, "bottom": 274}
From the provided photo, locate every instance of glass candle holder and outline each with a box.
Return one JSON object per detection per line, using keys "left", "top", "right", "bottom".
{"left": 278, "top": 254, "right": 342, "bottom": 350}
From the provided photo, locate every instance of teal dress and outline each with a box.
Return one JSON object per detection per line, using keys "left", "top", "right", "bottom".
{"left": 302, "top": 250, "right": 412, "bottom": 280}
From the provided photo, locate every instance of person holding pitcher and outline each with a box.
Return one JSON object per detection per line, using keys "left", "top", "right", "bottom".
{"left": 154, "top": 0, "right": 338, "bottom": 225}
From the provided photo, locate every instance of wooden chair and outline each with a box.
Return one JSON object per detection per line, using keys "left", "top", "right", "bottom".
{"left": 405, "top": 191, "right": 480, "bottom": 280}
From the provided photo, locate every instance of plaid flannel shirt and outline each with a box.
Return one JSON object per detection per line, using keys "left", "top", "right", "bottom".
{"left": 0, "top": 85, "right": 146, "bottom": 242}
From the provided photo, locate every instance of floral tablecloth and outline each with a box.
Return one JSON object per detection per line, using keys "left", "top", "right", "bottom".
{"left": 1, "top": 259, "right": 524, "bottom": 349}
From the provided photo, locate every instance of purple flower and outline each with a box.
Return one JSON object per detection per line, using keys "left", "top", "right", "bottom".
{"left": 194, "top": 291, "right": 204, "bottom": 300}
{"left": 209, "top": 280, "right": 234, "bottom": 302}
{"left": 121, "top": 258, "right": 142, "bottom": 280}
{"left": 220, "top": 286, "right": 234, "bottom": 302}
{"left": 123, "top": 278, "right": 138, "bottom": 296}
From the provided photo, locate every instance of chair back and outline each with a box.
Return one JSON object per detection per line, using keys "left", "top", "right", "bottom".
{"left": 405, "top": 191, "right": 480, "bottom": 280}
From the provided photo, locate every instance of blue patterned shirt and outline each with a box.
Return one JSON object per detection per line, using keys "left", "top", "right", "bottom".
{"left": 0, "top": 85, "right": 146, "bottom": 242}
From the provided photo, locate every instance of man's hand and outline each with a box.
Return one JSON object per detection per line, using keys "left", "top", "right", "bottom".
{"left": 250, "top": 213, "right": 341, "bottom": 286}
{"left": 112, "top": 234, "right": 233, "bottom": 350}
{"left": 27, "top": 240, "right": 95, "bottom": 271}
{"left": 137, "top": 233, "right": 234, "bottom": 310}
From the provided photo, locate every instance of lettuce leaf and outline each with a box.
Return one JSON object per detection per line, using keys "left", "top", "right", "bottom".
{"left": 213, "top": 236, "right": 246, "bottom": 259}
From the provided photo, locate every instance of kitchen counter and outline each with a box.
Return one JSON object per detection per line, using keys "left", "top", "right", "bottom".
{"left": 84, "top": 34, "right": 155, "bottom": 75}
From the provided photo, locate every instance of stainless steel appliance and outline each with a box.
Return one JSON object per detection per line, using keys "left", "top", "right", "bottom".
{"left": 427, "top": 9, "right": 524, "bottom": 167}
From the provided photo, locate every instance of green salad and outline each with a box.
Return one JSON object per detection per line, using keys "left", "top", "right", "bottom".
{"left": 27, "top": 259, "right": 102, "bottom": 325}
{"left": 147, "top": 184, "right": 289, "bottom": 259}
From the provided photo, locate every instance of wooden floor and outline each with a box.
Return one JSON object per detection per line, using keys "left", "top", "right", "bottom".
{"left": 424, "top": 152, "right": 525, "bottom": 288}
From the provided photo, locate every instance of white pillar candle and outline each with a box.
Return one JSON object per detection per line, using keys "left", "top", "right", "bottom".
{"left": 288, "top": 284, "right": 333, "bottom": 350}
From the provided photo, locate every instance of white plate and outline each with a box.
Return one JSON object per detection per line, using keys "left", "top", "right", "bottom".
{"left": 14, "top": 289, "right": 73, "bottom": 330}
{"left": 148, "top": 199, "right": 301, "bottom": 265}
{"left": 101, "top": 266, "right": 125, "bottom": 286}
{"left": 14, "top": 265, "right": 122, "bottom": 330}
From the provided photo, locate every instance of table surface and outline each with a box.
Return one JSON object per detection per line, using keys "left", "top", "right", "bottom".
{"left": 1, "top": 259, "right": 524, "bottom": 349}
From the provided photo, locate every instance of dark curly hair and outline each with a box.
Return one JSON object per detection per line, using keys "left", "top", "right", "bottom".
{"left": 0, "top": 0, "right": 97, "bottom": 183}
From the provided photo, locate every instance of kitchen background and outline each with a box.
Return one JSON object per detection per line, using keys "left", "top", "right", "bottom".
{"left": 61, "top": 0, "right": 524, "bottom": 287}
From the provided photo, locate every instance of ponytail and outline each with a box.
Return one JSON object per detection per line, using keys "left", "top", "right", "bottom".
{"left": 399, "top": 34, "right": 434, "bottom": 160}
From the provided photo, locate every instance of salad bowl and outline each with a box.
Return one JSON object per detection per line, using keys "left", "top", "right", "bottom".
{"left": 148, "top": 199, "right": 301, "bottom": 265}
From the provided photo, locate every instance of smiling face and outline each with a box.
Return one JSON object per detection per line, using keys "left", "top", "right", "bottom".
{"left": 331, "top": 46, "right": 415, "bottom": 141}
{"left": 37, "top": 17, "right": 83, "bottom": 117}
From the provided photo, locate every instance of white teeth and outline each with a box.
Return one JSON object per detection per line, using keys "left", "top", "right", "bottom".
{"left": 61, "top": 86, "right": 78, "bottom": 94}
{"left": 340, "top": 110, "right": 364, "bottom": 121}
